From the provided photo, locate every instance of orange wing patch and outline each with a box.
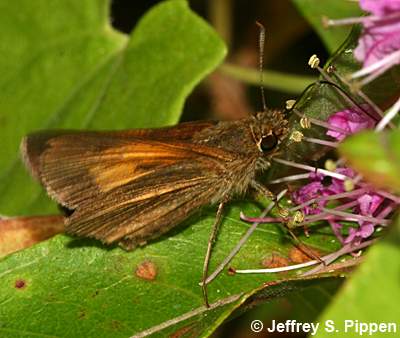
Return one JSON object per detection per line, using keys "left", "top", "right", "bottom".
{"left": 89, "top": 143, "right": 195, "bottom": 192}
{"left": 90, "top": 162, "right": 139, "bottom": 192}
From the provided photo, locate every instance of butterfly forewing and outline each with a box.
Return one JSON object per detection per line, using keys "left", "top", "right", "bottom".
{"left": 21, "top": 123, "right": 236, "bottom": 246}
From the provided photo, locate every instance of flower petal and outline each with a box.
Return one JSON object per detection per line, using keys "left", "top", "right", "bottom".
{"left": 360, "top": 0, "right": 400, "bottom": 17}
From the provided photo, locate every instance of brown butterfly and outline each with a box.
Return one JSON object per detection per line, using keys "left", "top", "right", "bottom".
{"left": 22, "top": 112, "right": 288, "bottom": 246}
{"left": 21, "top": 110, "right": 288, "bottom": 304}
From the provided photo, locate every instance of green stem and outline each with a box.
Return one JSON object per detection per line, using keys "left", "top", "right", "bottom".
{"left": 209, "top": 0, "right": 232, "bottom": 47}
{"left": 219, "top": 62, "right": 317, "bottom": 94}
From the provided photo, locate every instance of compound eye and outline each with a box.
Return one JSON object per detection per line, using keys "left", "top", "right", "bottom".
{"left": 260, "top": 134, "right": 278, "bottom": 152}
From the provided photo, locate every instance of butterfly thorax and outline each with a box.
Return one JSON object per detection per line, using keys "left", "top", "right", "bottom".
{"left": 191, "top": 110, "right": 288, "bottom": 199}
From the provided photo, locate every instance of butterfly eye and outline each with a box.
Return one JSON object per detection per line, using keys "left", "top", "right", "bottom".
{"left": 260, "top": 134, "right": 278, "bottom": 152}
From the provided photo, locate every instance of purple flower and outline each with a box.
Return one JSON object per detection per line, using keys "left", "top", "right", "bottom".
{"left": 326, "top": 108, "right": 376, "bottom": 141}
{"left": 344, "top": 193, "right": 385, "bottom": 244}
{"left": 288, "top": 102, "right": 389, "bottom": 245}
{"left": 355, "top": 0, "right": 400, "bottom": 67}
{"left": 292, "top": 168, "right": 355, "bottom": 215}
{"left": 354, "top": 0, "right": 400, "bottom": 67}
{"left": 357, "top": 193, "right": 384, "bottom": 215}
{"left": 292, "top": 181, "right": 325, "bottom": 215}
{"left": 330, "top": 168, "right": 355, "bottom": 191}
{"left": 360, "top": 0, "right": 400, "bottom": 17}
{"left": 345, "top": 223, "right": 375, "bottom": 244}
{"left": 354, "top": 14, "right": 400, "bottom": 68}
{"left": 288, "top": 156, "right": 389, "bottom": 245}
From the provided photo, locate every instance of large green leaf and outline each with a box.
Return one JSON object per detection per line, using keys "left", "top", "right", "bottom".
{"left": 0, "top": 0, "right": 225, "bottom": 216}
{"left": 291, "top": 0, "right": 362, "bottom": 53}
{"left": 0, "top": 202, "right": 342, "bottom": 337}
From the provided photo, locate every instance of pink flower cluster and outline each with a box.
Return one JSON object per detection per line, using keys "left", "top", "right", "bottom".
{"left": 292, "top": 164, "right": 385, "bottom": 245}
{"left": 290, "top": 108, "right": 395, "bottom": 245}
{"left": 241, "top": 106, "right": 397, "bottom": 248}
{"left": 288, "top": 0, "right": 400, "bottom": 247}
{"left": 292, "top": 168, "right": 354, "bottom": 215}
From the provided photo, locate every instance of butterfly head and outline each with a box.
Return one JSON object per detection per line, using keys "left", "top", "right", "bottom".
{"left": 251, "top": 110, "right": 289, "bottom": 155}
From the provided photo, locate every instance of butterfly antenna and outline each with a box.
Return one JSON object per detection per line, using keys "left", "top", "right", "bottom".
{"left": 256, "top": 21, "right": 267, "bottom": 112}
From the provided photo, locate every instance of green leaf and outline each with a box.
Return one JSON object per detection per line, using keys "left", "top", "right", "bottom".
{"left": 291, "top": 0, "right": 363, "bottom": 52}
{"left": 339, "top": 130, "right": 400, "bottom": 193}
{"left": 315, "top": 220, "right": 400, "bottom": 338}
{"left": 0, "top": 0, "right": 226, "bottom": 215}
{"left": 0, "top": 202, "right": 343, "bottom": 337}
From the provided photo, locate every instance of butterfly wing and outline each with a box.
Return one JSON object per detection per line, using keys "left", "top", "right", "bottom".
{"left": 67, "top": 165, "right": 218, "bottom": 245}
{"left": 21, "top": 121, "right": 216, "bottom": 182}
{"left": 21, "top": 123, "right": 235, "bottom": 245}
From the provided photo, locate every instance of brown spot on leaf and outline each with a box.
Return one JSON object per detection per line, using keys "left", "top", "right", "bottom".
{"left": 289, "top": 245, "right": 321, "bottom": 264}
{"left": 135, "top": 260, "right": 157, "bottom": 281}
{"left": 14, "top": 279, "right": 26, "bottom": 289}
{"left": 262, "top": 253, "right": 290, "bottom": 268}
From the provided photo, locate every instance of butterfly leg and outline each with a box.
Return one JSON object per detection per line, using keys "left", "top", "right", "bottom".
{"left": 201, "top": 199, "right": 227, "bottom": 308}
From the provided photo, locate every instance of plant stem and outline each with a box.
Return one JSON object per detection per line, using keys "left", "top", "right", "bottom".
{"left": 219, "top": 62, "right": 317, "bottom": 94}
